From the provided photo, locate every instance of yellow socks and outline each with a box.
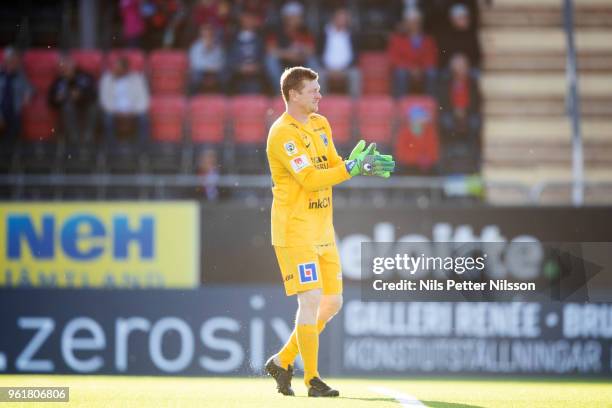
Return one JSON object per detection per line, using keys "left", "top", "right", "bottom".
{"left": 278, "top": 320, "right": 326, "bottom": 369}
{"left": 296, "top": 323, "right": 319, "bottom": 385}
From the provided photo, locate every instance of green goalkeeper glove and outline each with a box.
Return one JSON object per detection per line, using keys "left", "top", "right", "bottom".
{"left": 345, "top": 140, "right": 395, "bottom": 177}
{"left": 371, "top": 147, "right": 395, "bottom": 178}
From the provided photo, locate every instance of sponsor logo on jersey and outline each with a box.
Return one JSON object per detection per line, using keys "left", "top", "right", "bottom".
{"left": 311, "top": 155, "right": 329, "bottom": 169}
{"left": 290, "top": 154, "right": 310, "bottom": 173}
{"left": 308, "top": 197, "right": 330, "bottom": 209}
{"left": 298, "top": 262, "right": 318, "bottom": 283}
{"left": 320, "top": 133, "right": 328, "bottom": 146}
{"left": 284, "top": 141, "right": 297, "bottom": 156}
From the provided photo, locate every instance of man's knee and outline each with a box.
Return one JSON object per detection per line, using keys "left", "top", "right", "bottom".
{"left": 297, "top": 289, "right": 322, "bottom": 324}
{"left": 319, "top": 294, "right": 343, "bottom": 320}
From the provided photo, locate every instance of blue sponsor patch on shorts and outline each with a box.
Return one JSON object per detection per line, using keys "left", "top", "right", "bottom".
{"left": 298, "top": 262, "right": 318, "bottom": 283}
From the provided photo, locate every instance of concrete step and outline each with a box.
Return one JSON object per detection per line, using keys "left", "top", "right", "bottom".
{"left": 480, "top": 29, "right": 612, "bottom": 53}
{"left": 481, "top": 73, "right": 612, "bottom": 98}
{"left": 483, "top": 117, "right": 612, "bottom": 142}
{"left": 484, "top": 98, "right": 612, "bottom": 117}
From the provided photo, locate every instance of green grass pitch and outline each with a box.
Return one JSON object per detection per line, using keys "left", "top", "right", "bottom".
{"left": 1, "top": 375, "right": 611, "bottom": 407}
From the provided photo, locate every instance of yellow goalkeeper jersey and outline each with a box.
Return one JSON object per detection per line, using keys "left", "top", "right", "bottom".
{"left": 266, "top": 111, "right": 351, "bottom": 247}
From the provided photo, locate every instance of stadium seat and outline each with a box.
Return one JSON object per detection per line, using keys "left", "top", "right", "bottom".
{"left": 106, "top": 49, "right": 146, "bottom": 72}
{"left": 359, "top": 52, "right": 390, "bottom": 95}
{"left": 70, "top": 49, "right": 104, "bottom": 77}
{"left": 22, "top": 49, "right": 59, "bottom": 93}
{"left": 356, "top": 95, "right": 395, "bottom": 147}
{"left": 230, "top": 95, "right": 269, "bottom": 173}
{"left": 148, "top": 50, "right": 188, "bottom": 94}
{"left": 150, "top": 95, "right": 186, "bottom": 143}
{"left": 317, "top": 95, "right": 353, "bottom": 147}
{"left": 188, "top": 95, "right": 227, "bottom": 145}
{"left": 21, "top": 96, "right": 58, "bottom": 142}
{"left": 230, "top": 95, "right": 269, "bottom": 144}
{"left": 148, "top": 96, "right": 187, "bottom": 173}
{"left": 268, "top": 96, "right": 286, "bottom": 123}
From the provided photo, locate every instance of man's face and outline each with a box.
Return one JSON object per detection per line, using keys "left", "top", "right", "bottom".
{"left": 292, "top": 79, "right": 321, "bottom": 114}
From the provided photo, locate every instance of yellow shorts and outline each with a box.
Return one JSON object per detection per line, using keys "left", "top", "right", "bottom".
{"left": 273, "top": 243, "right": 343, "bottom": 296}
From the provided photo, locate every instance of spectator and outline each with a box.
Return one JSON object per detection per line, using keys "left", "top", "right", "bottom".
{"left": 225, "top": 11, "right": 268, "bottom": 94}
{"left": 99, "top": 57, "right": 150, "bottom": 148}
{"left": 394, "top": 102, "right": 439, "bottom": 172}
{"left": 437, "top": 3, "right": 481, "bottom": 70}
{"left": 317, "top": 7, "right": 361, "bottom": 97}
{"left": 0, "top": 48, "right": 32, "bottom": 146}
{"left": 387, "top": 9, "right": 438, "bottom": 98}
{"left": 265, "top": 1, "right": 317, "bottom": 89}
{"left": 48, "top": 55, "right": 97, "bottom": 143}
{"left": 438, "top": 53, "right": 481, "bottom": 142}
{"left": 119, "top": 0, "right": 146, "bottom": 48}
{"left": 189, "top": 24, "right": 226, "bottom": 94}
{"left": 197, "top": 149, "right": 220, "bottom": 201}
{"left": 192, "top": 0, "right": 231, "bottom": 33}
{"left": 140, "top": 0, "right": 185, "bottom": 49}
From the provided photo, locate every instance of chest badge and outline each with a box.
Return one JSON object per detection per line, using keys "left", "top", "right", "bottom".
{"left": 320, "top": 133, "right": 329, "bottom": 146}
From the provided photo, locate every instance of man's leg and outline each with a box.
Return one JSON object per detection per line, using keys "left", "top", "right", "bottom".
{"left": 295, "top": 288, "right": 322, "bottom": 386}
{"left": 275, "top": 294, "right": 342, "bottom": 369}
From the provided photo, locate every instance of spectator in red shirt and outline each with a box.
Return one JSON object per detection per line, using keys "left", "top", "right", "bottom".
{"left": 265, "top": 1, "right": 318, "bottom": 90}
{"left": 394, "top": 102, "right": 439, "bottom": 173}
{"left": 387, "top": 8, "right": 438, "bottom": 98}
{"left": 438, "top": 53, "right": 481, "bottom": 141}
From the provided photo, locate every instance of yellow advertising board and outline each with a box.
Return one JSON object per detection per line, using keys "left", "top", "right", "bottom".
{"left": 0, "top": 202, "right": 199, "bottom": 288}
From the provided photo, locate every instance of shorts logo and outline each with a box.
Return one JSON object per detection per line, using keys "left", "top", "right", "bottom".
{"left": 284, "top": 141, "right": 297, "bottom": 156}
{"left": 290, "top": 154, "right": 310, "bottom": 173}
{"left": 298, "top": 262, "right": 318, "bottom": 283}
{"left": 320, "top": 133, "right": 328, "bottom": 146}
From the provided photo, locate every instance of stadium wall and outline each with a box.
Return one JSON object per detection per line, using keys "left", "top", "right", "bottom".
{"left": 0, "top": 287, "right": 610, "bottom": 377}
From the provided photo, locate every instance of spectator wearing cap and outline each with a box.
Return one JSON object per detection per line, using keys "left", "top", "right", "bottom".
{"left": 265, "top": 1, "right": 317, "bottom": 89}
{"left": 438, "top": 53, "right": 481, "bottom": 142}
{"left": 387, "top": 8, "right": 438, "bottom": 98}
{"left": 394, "top": 102, "right": 439, "bottom": 173}
{"left": 0, "top": 48, "right": 32, "bottom": 146}
{"left": 99, "top": 57, "right": 150, "bottom": 148}
{"left": 188, "top": 24, "right": 226, "bottom": 94}
{"left": 225, "top": 10, "right": 268, "bottom": 94}
{"left": 48, "top": 55, "right": 97, "bottom": 143}
{"left": 317, "top": 7, "right": 361, "bottom": 98}
{"left": 437, "top": 3, "right": 481, "bottom": 70}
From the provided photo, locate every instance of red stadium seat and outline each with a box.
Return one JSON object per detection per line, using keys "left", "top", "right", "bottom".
{"left": 359, "top": 52, "right": 390, "bottom": 95}
{"left": 268, "top": 96, "right": 286, "bottom": 122}
{"left": 21, "top": 96, "right": 58, "bottom": 142}
{"left": 70, "top": 49, "right": 104, "bottom": 77}
{"left": 189, "top": 95, "right": 227, "bottom": 144}
{"left": 230, "top": 96, "right": 269, "bottom": 144}
{"left": 356, "top": 95, "right": 395, "bottom": 145}
{"left": 23, "top": 49, "right": 60, "bottom": 93}
{"left": 149, "top": 95, "right": 186, "bottom": 143}
{"left": 106, "top": 49, "right": 146, "bottom": 72}
{"left": 317, "top": 95, "right": 353, "bottom": 146}
{"left": 148, "top": 50, "right": 188, "bottom": 95}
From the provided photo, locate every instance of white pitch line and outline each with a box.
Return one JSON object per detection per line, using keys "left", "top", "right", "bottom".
{"left": 369, "top": 386, "right": 426, "bottom": 408}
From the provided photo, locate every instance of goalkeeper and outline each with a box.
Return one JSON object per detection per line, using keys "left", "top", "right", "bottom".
{"left": 264, "top": 66, "right": 394, "bottom": 397}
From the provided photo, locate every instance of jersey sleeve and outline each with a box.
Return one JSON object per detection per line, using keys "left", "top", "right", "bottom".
{"left": 269, "top": 126, "right": 351, "bottom": 192}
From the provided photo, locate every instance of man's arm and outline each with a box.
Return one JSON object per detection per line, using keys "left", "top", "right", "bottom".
{"left": 269, "top": 128, "right": 351, "bottom": 192}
